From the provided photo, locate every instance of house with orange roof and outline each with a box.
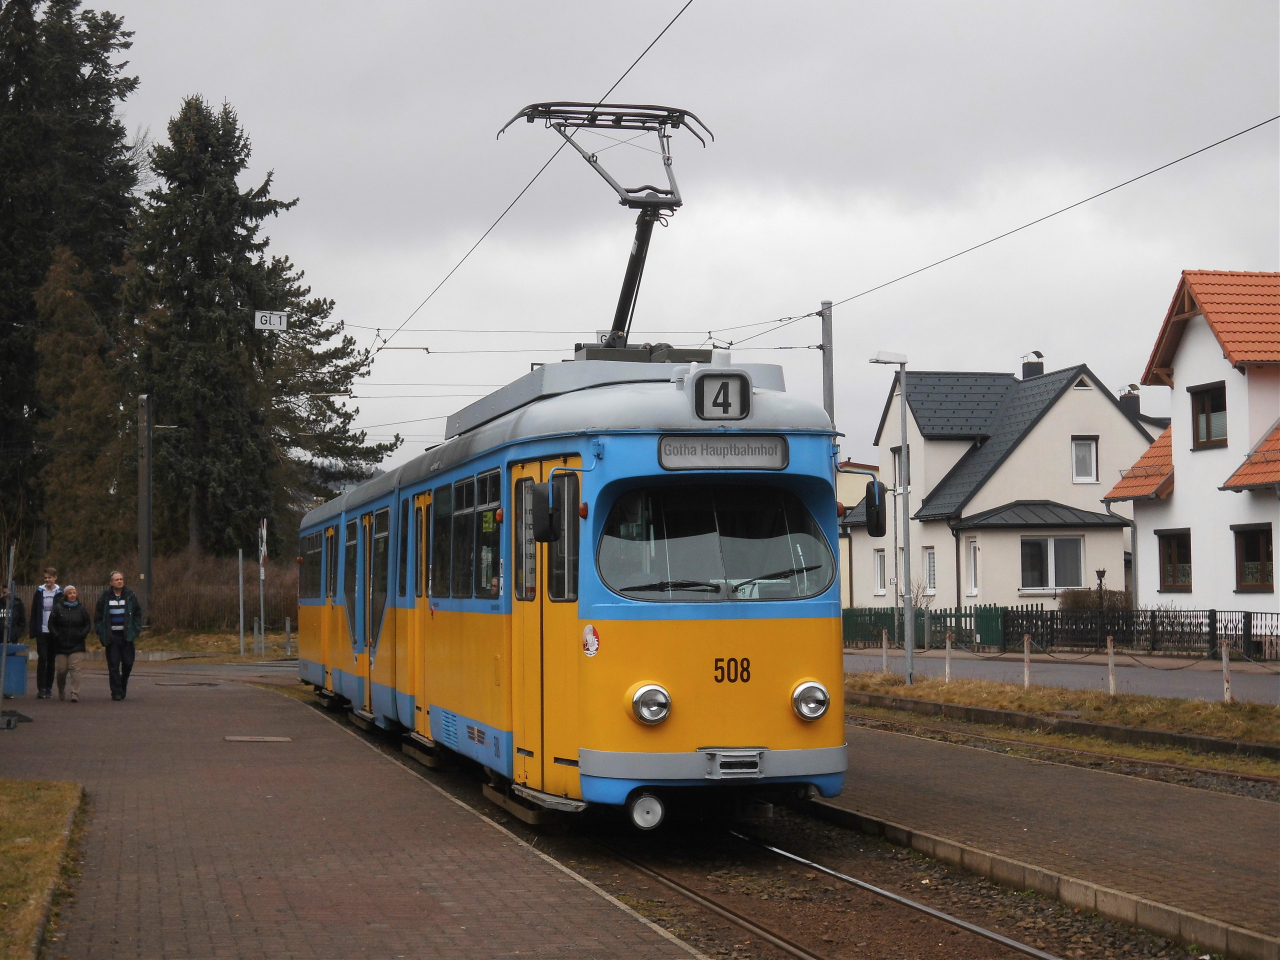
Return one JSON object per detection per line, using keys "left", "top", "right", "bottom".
{"left": 1105, "top": 271, "right": 1278, "bottom": 611}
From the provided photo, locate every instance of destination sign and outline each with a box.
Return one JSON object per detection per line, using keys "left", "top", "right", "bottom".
{"left": 658, "top": 435, "right": 789, "bottom": 471}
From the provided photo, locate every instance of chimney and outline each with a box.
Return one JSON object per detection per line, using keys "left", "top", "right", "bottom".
{"left": 1119, "top": 386, "right": 1141, "bottom": 419}
{"left": 1021, "top": 359, "right": 1044, "bottom": 379}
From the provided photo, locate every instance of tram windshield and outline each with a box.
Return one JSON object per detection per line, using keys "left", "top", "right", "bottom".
{"left": 598, "top": 484, "right": 835, "bottom": 602}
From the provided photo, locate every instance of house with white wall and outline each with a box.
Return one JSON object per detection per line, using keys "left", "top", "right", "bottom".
{"left": 1104, "top": 271, "right": 1278, "bottom": 611}
{"left": 842, "top": 360, "right": 1166, "bottom": 610}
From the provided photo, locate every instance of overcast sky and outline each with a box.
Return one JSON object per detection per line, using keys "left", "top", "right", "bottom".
{"left": 107, "top": 1, "right": 1279, "bottom": 467}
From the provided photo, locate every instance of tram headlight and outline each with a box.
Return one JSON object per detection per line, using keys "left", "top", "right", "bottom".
{"left": 632, "top": 684, "right": 671, "bottom": 724}
{"left": 791, "top": 681, "right": 830, "bottom": 721}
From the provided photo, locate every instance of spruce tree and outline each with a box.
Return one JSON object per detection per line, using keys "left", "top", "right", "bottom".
{"left": 0, "top": 0, "right": 138, "bottom": 563}
{"left": 131, "top": 96, "right": 397, "bottom": 557}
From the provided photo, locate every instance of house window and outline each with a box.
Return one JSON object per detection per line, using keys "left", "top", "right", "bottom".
{"left": 1189, "top": 382, "right": 1227, "bottom": 449}
{"left": 1157, "top": 531, "right": 1192, "bottom": 592}
{"left": 967, "top": 539, "right": 979, "bottom": 595}
{"left": 923, "top": 546, "right": 936, "bottom": 593}
{"left": 890, "top": 448, "right": 910, "bottom": 493}
{"left": 1073, "top": 376, "right": 1091, "bottom": 390}
{"left": 874, "top": 549, "right": 886, "bottom": 595}
{"left": 1020, "top": 536, "right": 1083, "bottom": 589}
{"left": 1234, "top": 526, "right": 1273, "bottom": 592}
{"left": 1071, "top": 437, "right": 1098, "bottom": 483}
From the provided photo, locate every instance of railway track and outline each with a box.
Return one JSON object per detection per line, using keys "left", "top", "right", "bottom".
{"left": 606, "top": 831, "right": 1063, "bottom": 960}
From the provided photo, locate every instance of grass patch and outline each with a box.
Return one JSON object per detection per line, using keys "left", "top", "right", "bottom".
{"left": 132, "top": 630, "right": 294, "bottom": 661}
{"left": 0, "top": 779, "right": 82, "bottom": 960}
{"left": 846, "top": 703, "right": 1280, "bottom": 780}
{"left": 845, "top": 671, "right": 1280, "bottom": 745}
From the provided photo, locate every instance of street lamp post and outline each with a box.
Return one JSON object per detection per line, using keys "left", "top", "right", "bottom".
{"left": 871, "top": 351, "right": 914, "bottom": 685}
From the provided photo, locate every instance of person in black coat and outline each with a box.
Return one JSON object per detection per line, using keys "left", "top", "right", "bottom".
{"left": 0, "top": 583, "right": 24, "bottom": 644}
{"left": 48, "top": 586, "right": 90, "bottom": 702}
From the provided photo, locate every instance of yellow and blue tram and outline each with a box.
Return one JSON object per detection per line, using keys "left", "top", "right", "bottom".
{"left": 297, "top": 350, "right": 848, "bottom": 828}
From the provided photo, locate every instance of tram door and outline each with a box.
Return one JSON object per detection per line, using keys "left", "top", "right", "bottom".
{"left": 359, "top": 513, "right": 373, "bottom": 710}
{"left": 511, "top": 458, "right": 582, "bottom": 796}
{"left": 411, "top": 492, "right": 431, "bottom": 738}
{"left": 362, "top": 507, "right": 392, "bottom": 714}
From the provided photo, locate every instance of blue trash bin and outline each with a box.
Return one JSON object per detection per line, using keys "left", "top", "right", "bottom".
{"left": 2, "top": 643, "right": 29, "bottom": 696}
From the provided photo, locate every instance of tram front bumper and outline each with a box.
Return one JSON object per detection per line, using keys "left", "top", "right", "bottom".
{"left": 577, "top": 744, "right": 847, "bottom": 805}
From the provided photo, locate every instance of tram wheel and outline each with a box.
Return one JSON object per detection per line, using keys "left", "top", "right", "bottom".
{"left": 627, "top": 793, "right": 665, "bottom": 831}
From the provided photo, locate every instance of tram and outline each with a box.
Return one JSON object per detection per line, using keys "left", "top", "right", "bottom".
{"left": 297, "top": 347, "right": 855, "bottom": 828}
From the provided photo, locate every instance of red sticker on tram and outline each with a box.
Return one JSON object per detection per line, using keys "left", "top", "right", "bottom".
{"left": 582, "top": 624, "right": 600, "bottom": 658}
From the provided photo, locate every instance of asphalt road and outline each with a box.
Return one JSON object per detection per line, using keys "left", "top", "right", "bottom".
{"left": 844, "top": 650, "right": 1280, "bottom": 704}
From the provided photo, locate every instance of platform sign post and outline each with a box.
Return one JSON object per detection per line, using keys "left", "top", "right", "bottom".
{"left": 258, "top": 519, "right": 267, "bottom": 657}
{"left": 945, "top": 631, "right": 953, "bottom": 684}
{"left": 1023, "top": 634, "right": 1031, "bottom": 690}
{"left": 1107, "top": 636, "right": 1116, "bottom": 698}
{"left": 238, "top": 549, "right": 245, "bottom": 656}
{"left": 1222, "top": 638, "right": 1232, "bottom": 704}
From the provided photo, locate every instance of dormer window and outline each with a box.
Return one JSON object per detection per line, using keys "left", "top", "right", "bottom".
{"left": 1188, "top": 382, "right": 1227, "bottom": 449}
{"left": 1073, "top": 377, "right": 1091, "bottom": 390}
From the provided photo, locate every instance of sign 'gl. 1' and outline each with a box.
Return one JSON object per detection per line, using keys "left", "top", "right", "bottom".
{"left": 254, "top": 310, "right": 288, "bottom": 331}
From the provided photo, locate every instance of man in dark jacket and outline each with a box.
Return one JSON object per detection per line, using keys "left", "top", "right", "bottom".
{"left": 0, "top": 583, "right": 25, "bottom": 644}
{"left": 29, "top": 568, "right": 61, "bottom": 699}
{"left": 94, "top": 571, "right": 142, "bottom": 701}
{"left": 49, "top": 586, "right": 90, "bottom": 702}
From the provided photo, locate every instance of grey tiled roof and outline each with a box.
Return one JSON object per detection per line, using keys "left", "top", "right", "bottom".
{"left": 950, "top": 500, "right": 1127, "bottom": 529}
{"left": 915, "top": 366, "right": 1085, "bottom": 520}
{"left": 874, "top": 372, "right": 1019, "bottom": 444}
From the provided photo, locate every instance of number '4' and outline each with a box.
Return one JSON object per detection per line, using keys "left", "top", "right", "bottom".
{"left": 712, "top": 380, "right": 732, "bottom": 413}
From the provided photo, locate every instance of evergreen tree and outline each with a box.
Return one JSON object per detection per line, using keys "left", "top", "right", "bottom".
{"left": 131, "top": 96, "right": 397, "bottom": 557}
{"left": 34, "top": 247, "right": 136, "bottom": 563}
{"left": 0, "top": 0, "right": 137, "bottom": 565}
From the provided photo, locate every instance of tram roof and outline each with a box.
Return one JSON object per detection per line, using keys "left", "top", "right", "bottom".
{"left": 302, "top": 358, "right": 828, "bottom": 528}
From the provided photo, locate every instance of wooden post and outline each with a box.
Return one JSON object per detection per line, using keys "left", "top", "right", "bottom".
{"left": 1107, "top": 635, "right": 1116, "bottom": 699}
{"left": 1222, "top": 636, "right": 1232, "bottom": 704}
{"left": 881, "top": 628, "right": 889, "bottom": 674}
{"left": 945, "top": 630, "right": 953, "bottom": 684}
{"left": 1023, "top": 633, "right": 1031, "bottom": 690}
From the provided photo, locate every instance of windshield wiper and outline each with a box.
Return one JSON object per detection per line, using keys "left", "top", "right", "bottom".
{"left": 622, "top": 579, "right": 722, "bottom": 593}
{"left": 731, "top": 565, "right": 823, "bottom": 593}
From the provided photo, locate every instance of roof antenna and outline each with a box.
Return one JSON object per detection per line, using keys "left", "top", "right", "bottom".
{"left": 499, "top": 103, "right": 712, "bottom": 349}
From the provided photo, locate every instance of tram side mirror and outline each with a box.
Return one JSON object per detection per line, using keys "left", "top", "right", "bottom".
{"left": 865, "top": 480, "right": 887, "bottom": 538}
{"left": 531, "top": 482, "right": 560, "bottom": 543}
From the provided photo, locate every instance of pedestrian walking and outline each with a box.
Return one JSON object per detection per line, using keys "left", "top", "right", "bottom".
{"left": 29, "top": 567, "right": 61, "bottom": 699}
{"left": 48, "top": 586, "right": 90, "bottom": 702}
{"left": 0, "top": 582, "right": 25, "bottom": 645}
{"left": 94, "top": 571, "right": 142, "bottom": 701}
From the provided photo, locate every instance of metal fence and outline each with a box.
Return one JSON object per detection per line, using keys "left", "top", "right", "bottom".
{"left": 843, "top": 604, "right": 1279, "bottom": 660}
{"left": 16, "top": 582, "right": 298, "bottom": 633}
{"left": 1002, "top": 605, "right": 1280, "bottom": 660}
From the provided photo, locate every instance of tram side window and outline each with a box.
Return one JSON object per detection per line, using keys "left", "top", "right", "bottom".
{"left": 299, "top": 532, "right": 323, "bottom": 599}
{"left": 452, "top": 477, "right": 476, "bottom": 597}
{"left": 343, "top": 519, "right": 358, "bottom": 631}
{"left": 474, "top": 471, "right": 501, "bottom": 599}
{"left": 548, "top": 472, "right": 579, "bottom": 602}
{"left": 325, "top": 528, "right": 338, "bottom": 599}
{"left": 414, "top": 503, "right": 425, "bottom": 598}
{"left": 514, "top": 478, "right": 536, "bottom": 601}
{"left": 371, "top": 508, "right": 390, "bottom": 641}
{"left": 397, "top": 499, "right": 410, "bottom": 597}
{"left": 431, "top": 485, "right": 452, "bottom": 598}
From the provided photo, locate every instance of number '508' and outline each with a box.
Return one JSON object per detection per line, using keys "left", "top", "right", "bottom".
{"left": 714, "top": 657, "right": 751, "bottom": 683}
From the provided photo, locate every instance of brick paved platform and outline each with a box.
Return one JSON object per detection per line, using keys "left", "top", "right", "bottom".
{"left": 4, "top": 670, "right": 694, "bottom": 959}
{"left": 835, "top": 723, "right": 1279, "bottom": 937}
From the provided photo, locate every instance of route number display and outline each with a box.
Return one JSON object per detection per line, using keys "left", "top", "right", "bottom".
{"left": 695, "top": 374, "right": 749, "bottom": 420}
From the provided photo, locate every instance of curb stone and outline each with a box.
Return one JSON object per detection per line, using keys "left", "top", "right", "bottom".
{"left": 31, "top": 785, "right": 83, "bottom": 960}
{"left": 845, "top": 690, "right": 1280, "bottom": 761}
{"left": 806, "top": 799, "right": 1278, "bottom": 960}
